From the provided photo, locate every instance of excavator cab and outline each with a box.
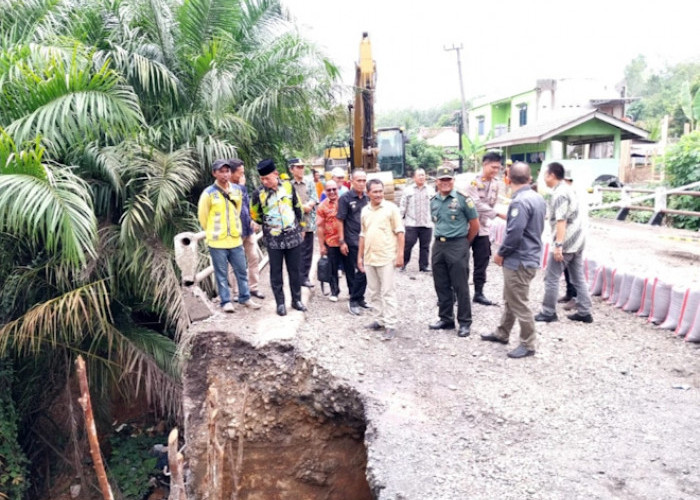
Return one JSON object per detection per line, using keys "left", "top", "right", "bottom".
{"left": 376, "top": 127, "right": 405, "bottom": 178}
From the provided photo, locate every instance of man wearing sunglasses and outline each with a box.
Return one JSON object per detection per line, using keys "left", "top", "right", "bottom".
{"left": 316, "top": 180, "right": 343, "bottom": 301}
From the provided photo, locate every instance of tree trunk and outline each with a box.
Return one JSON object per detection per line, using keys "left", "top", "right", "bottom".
{"left": 75, "top": 356, "right": 114, "bottom": 500}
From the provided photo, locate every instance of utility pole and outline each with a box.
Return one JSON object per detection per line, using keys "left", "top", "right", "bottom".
{"left": 444, "top": 43, "right": 469, "bottom": 141}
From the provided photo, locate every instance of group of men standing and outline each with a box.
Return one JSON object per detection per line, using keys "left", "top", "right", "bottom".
{"left": 197, "top": 152, "right": 594, "bottom": 356}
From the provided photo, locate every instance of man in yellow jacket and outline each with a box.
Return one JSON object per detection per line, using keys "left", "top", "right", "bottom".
{"left": 198, "top": 159, "right": 261, "bottom": 313}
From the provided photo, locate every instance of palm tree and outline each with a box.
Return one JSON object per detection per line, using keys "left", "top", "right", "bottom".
{"left": 0, "top": 0, "right": 339, "bottom": 494}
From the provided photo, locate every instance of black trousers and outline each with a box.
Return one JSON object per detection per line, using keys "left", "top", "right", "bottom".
{"left": 301, "top": 231, "right": 315, "bottom": 282}
{"left": 404, "top": 226, "right": 433, "bottom": 270}
{"left": 564, "top": 268, "right": 578, "bottom": 297}
{"left": 326, "top": 245, "right": 342, "bottom": 297}
{"left": 268, "top": 245, "right": 302, "bottom": 306}
{"left": 471, "top": 234, "right": 491, "bottom": 294}
{"left": 432, "top": 238, "right": 472, "bottom": 326}
{"left": 342, "top": 244, "right": 366, "bottom": 303}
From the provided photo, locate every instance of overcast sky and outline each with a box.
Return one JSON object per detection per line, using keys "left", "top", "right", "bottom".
{"left": 281, "top": 0, "right": 699, "bottom": 112}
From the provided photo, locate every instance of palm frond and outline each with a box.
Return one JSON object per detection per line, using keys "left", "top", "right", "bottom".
{"left": 0, "top": 280, "right": 112, "bottom": 357}
{"left": 0, "top": 151, "right": 98, "bottom": 266}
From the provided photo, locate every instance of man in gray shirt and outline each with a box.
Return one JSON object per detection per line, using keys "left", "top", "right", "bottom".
{"left": 480, "top": 162, "right": 546, "bottom": 358}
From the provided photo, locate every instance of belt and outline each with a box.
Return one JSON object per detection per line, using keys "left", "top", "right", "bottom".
{"left": 435, "top": 236, "right": 465, "bottom": 242}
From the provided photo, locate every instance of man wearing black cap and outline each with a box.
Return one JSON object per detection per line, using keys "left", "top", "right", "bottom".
{"left": 429, "top": 166, "right": 480, "bottom": 337}
{"left": 198, "top": 159, "right": 261, "bottom": 313}
{"left": 250, "top": 159, "right": 307, "bottom": 316}
{"left": 289, "top": 158, "right": 318, "bottom": 288}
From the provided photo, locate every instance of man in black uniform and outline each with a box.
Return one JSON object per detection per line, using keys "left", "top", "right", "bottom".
{"left": 336, "top": 169, "right": 369, "bottom": 316}
{"left": 429, "top": 166, "right": 480, "bottom": 337}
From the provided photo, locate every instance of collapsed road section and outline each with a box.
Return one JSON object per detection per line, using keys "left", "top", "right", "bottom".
{"left": 182, "top": 325, "right": 373, "bottom": 499}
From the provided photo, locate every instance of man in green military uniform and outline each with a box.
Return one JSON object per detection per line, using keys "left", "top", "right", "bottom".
{"left": 429, "top": 166, "right": 480, "bottom": 337}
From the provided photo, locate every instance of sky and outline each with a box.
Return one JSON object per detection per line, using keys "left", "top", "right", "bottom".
{"left": 281, "top": 0, "right": 700, "bottom": 112}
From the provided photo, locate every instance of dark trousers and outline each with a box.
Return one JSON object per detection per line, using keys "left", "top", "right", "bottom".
{"left": 326, "top": 245, "right": 342, "bottom": 297}
{"left": 432, "top": 238, "right": 472, "bottom": 326}
{"left": 342, "top": 244, "right": 366, "bottom": 303}
{"left": 268, "top": 245, "right": 302, "bottom": 306}
{"left": 404, "top": 226, "right": 433, "bottom": 270}
{"left": 564, "top": 268, "right": 578, "bottom": 297}
{"left": 471, "top": 235, "right": 491, "bottom": 294}
{"left": 301, "top": 231, "right": 314, "bottom": 282}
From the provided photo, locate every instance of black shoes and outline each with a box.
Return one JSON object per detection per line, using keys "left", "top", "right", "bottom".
{"left": 457, "top": 325, "right": 471, "bottom": 337}
{"left": 276, "top": 304, "right": 287, "bottom": 316}
{"left": 420, "top": 267, "right": 431, "bottom": 273}
{"left": 302, "top": 280, "right": 314, "bottom": 288}
{"left": 507, "top": 345, "right": 535, "bottom": 358}
{"left": 429, "top": 320, "right": 456, "bottom": 330}
{"left": 557, "top": 294, "right": 573, "bottom": 303}
{"left": 357, "top": 300, "right": 371, "bottom": 309}
{"left": 567, "top": 312, "right": 593, "bottom": 323}
{"left": 480, "top": 333, "right": 509, "bottom": 344}
{"left": 366, "top": 321, "right": 384, "bottom": 330}
{"left": 534, "top": 312, "right": 558, "bottom": 323}
{"left": 292, "top": 300, "right": 307, "bottom": 312}
{"left": 250, "top": 290, "right": 265, "bottom": 299}
{"left": 473, "top": 293, "right": 497, "bottom": 306}
{"left": 348, "top": 302, "right": 361, "bottom": 316}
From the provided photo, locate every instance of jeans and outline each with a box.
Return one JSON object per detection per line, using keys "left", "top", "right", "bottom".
{"left": 209, "top": 246, "right": 250, "bottom": 306}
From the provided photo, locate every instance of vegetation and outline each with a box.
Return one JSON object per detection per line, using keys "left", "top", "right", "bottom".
{"left": 664, "top": 130, "right": 700, "bottom": 230}
{"left": 0, "top": 0, "right": 337, "bottom": 496}
{"left": 624, "top": 56, "right": 700, "bottom": 138}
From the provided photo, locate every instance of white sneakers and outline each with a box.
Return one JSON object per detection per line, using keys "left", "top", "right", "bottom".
{"left": 329, "top": 295, "right": 338, "bottom": 302}
{"left": 241, "top": 299, "right": 261, "bottom": 309}
{"left": 222, "top": 302, "right": 235, "bottom": 313}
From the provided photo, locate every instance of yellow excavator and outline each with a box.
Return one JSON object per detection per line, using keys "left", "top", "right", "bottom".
{"left": 324, "top": 33, "right": 406, "bottom": 199}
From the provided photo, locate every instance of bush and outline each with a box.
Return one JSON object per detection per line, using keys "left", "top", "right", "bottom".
{"left": 664, "top": 131, "right": 700, "bottom": 230}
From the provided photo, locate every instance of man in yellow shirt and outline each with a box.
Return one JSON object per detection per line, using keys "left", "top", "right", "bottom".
{"left": 198, "top": 159, "right": 261, "bottom": 313}
{"left": 358, "top": 178, "right": 405, "bottom": 340}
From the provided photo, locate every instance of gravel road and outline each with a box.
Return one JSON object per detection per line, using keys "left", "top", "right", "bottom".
{"left": 291, "top": 219, "right": 700, "bottom": 499}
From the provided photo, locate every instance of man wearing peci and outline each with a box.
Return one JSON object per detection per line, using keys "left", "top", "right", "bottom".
{"left": 250, "top": 159, "right": 307, "bottom": 316}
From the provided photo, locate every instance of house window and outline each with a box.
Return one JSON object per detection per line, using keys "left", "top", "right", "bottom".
{"left": 518, "top": 104, "right": 528, "bottom": 126}
{"left": 477, "top": 116, "right": 485, "bottom": 136}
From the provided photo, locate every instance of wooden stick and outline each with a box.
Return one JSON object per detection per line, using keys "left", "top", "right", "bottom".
{"left": 167, "top": 428, "right": 186, "bottom": 500}
{"left": 75, "top": 356, "right": 114, "bottom": 500}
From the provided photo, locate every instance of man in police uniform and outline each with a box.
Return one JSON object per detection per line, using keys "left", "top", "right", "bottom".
{"left": 429, "top": 166, "right": 480, "bottom": 337}
{"left": 465, "top": 150, "right": 507, "bottom": 305}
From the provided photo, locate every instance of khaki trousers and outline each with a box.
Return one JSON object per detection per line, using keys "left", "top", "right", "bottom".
{"left": 496, "top": 265, "right": 538, "bottom": 349}
{"left": 230, "top": 235, "right": 261, "bottom": 294}
{"left": 365, "top": 262, "right": 398, "bottom": 329}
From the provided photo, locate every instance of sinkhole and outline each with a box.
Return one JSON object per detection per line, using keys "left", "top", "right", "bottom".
{"left": 184, "top": 333, "right": 373, "bottom": 499}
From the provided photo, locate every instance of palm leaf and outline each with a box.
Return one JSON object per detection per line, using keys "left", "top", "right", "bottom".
{"left": 0, "top": 280, "right": 112, "bottom": 357}
{"left": 0, "top": 162, "right": 98, "bottom": 266}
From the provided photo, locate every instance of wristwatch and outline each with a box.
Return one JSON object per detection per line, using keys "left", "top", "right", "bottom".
{"left": 339, "top": 239, "right": 345, "bottom": 245}
{"left": 554, "top": 242, "right": 563, "bottom": 248}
